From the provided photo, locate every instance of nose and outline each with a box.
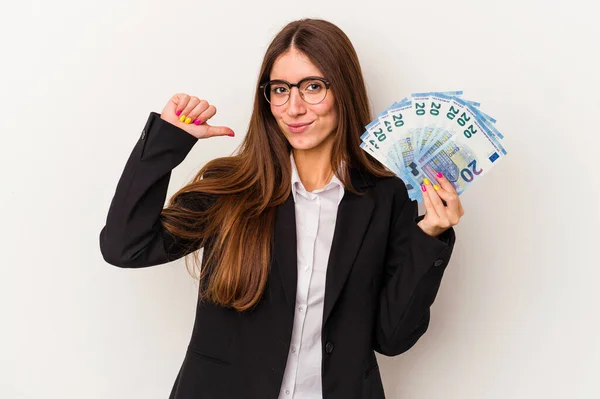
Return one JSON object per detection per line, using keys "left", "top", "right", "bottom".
{"left": 286, "top": 86, "right": 306, "bottom": 116}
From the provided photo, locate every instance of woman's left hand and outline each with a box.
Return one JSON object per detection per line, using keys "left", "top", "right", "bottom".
{"left": 417, "top": 171, "right": 465, "bottom": 237}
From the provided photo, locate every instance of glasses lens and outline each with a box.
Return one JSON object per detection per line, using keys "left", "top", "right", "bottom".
{"left": 300, "top": 79, "right": 327, "bottom": 104}
{"left": 264, "top": 82, "right": 289, "bottom": 106}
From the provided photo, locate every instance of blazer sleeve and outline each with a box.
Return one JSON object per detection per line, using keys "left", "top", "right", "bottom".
{"left": 99, "top": 112, "right": 211, "bottom": 268}
{"left": 373, "top": 178, "right": 456, "bottom": 356}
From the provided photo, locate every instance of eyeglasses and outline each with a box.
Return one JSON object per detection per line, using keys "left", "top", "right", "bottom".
{"left": 259, "top": 76, "right": 330, "bottom": 106}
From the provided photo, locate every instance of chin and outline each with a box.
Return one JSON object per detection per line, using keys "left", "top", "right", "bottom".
{"left": 286, "top": 135, "right": 324, "bottom": 151}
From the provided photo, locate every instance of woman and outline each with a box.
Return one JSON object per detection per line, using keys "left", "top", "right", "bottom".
{"left": 100, "top": 18, "right": 463, "bottom": 399}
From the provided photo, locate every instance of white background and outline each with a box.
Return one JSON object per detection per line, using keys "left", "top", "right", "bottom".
{"left": 1, "top": 0, "right": 599, "bottom": 398}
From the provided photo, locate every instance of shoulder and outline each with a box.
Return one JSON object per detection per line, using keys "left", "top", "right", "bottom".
{"left": 348, "top": 166, "right": 411, "bottom": 204}
{"left": 346, "top": 169, "right": 413, "bottom": 219}
{"left": 371, "top": 174, "right": 410, "bottom": 203}
{"left": 349, "top": 167, "right": 406, "bottom": 194}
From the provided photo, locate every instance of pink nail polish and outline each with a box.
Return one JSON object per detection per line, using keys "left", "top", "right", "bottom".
{"left": 436, "top": 171, "right": 443, "bottom": 178}
{"left": 175, "top": 110, "right": 182, "bottom": 116}
{"left": 193, "top": 119, "right": 201, "bottom": 125}
{"left": 421, "top": 184, "right": 427, "bottom": 192}
{"left": 228, "top": 132, "right": 235, "bottom": 137}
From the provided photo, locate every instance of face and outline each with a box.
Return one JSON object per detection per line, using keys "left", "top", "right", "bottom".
{"left": 268, "top": 48, "right": 338, "bottom": 153}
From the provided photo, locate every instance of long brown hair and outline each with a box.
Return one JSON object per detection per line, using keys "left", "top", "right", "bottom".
{"left": 161, "top": 18, "right": 394, "bottom": 312}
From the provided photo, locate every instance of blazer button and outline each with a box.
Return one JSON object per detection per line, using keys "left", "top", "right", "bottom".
{"left": 325, "top": 341, "right": 334, "bottom": 354}
{"left": 434, "top": 259, "right": 444, "bottom": 267}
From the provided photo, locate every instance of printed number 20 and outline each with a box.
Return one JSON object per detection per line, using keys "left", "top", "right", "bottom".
{"left": 374, "top": 127, "right": 386, "bottom": 142}
{"left": 461, "top": 160, "right": 483, "bottom": 182}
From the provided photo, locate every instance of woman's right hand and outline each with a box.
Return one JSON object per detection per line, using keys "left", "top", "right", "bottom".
{"left": 160, "top": 93, "right": 235, "bottom": 139}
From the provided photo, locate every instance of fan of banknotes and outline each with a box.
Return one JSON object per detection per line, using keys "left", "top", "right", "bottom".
{"left": 360, "top": 91, "right": 507, "bottom": 202}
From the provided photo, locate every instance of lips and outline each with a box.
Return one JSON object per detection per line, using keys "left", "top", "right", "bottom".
{"left": 286, "top": 122, "right": 313, "bottom": 128}
{"left": 285, "top": 121, "right": 314, "bottom": 134}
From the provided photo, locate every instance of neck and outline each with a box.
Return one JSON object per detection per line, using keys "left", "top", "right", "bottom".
{"left": 292, "top": 144, "right": 335, "bottom": 192}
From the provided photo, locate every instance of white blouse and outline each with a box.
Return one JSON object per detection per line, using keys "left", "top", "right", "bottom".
{"left": 278, "top": 153, "right": 345, "bottom": 399}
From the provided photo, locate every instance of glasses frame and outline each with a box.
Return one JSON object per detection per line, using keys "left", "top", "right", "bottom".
{"left": 259, "top": 76, "right": 331, "bottom": 106}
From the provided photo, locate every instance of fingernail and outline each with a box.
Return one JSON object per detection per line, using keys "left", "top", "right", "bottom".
{"left": 433, "top": 184, "right": 440, "bottom": 191}
{"left": 423, "top": 178, "right": 431, "bottom": 185}
{"left": 179, "top": 115, "right": 186, "bottom": 122}
{"left": 193, "top": 119, "right": 202, "bottom": 125}
{"left": 184, "top": 117, "right": 192, "bottom": 124}
{"left": 421, "top": 184, "right": 427, "bottom": 192}
{"left": 175, "top": 110, "right": 182, "bottom": 116}
{"left": 436, "top": 171, "right": 443, "bottom": 178}
{"left": 228, "top": 132, "right": 235, "bottom": 137}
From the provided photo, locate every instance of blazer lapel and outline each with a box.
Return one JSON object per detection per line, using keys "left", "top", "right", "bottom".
{"left": 322, "top": 171, "right": 374, "bottom": 326}
{"left": 273, "top": 194, "right": 298, "bottom": 306}
{"left": 272, "top": 168, "right": 376, "bottom": 324}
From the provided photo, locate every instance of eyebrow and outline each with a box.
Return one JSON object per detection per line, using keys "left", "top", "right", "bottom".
{"left": 268, "top": 75, "right": 325, "bottom": 82}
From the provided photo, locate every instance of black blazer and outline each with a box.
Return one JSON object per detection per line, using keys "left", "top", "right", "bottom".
{"left": 99, "top": 112, "right": 456, "bottom": 399}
